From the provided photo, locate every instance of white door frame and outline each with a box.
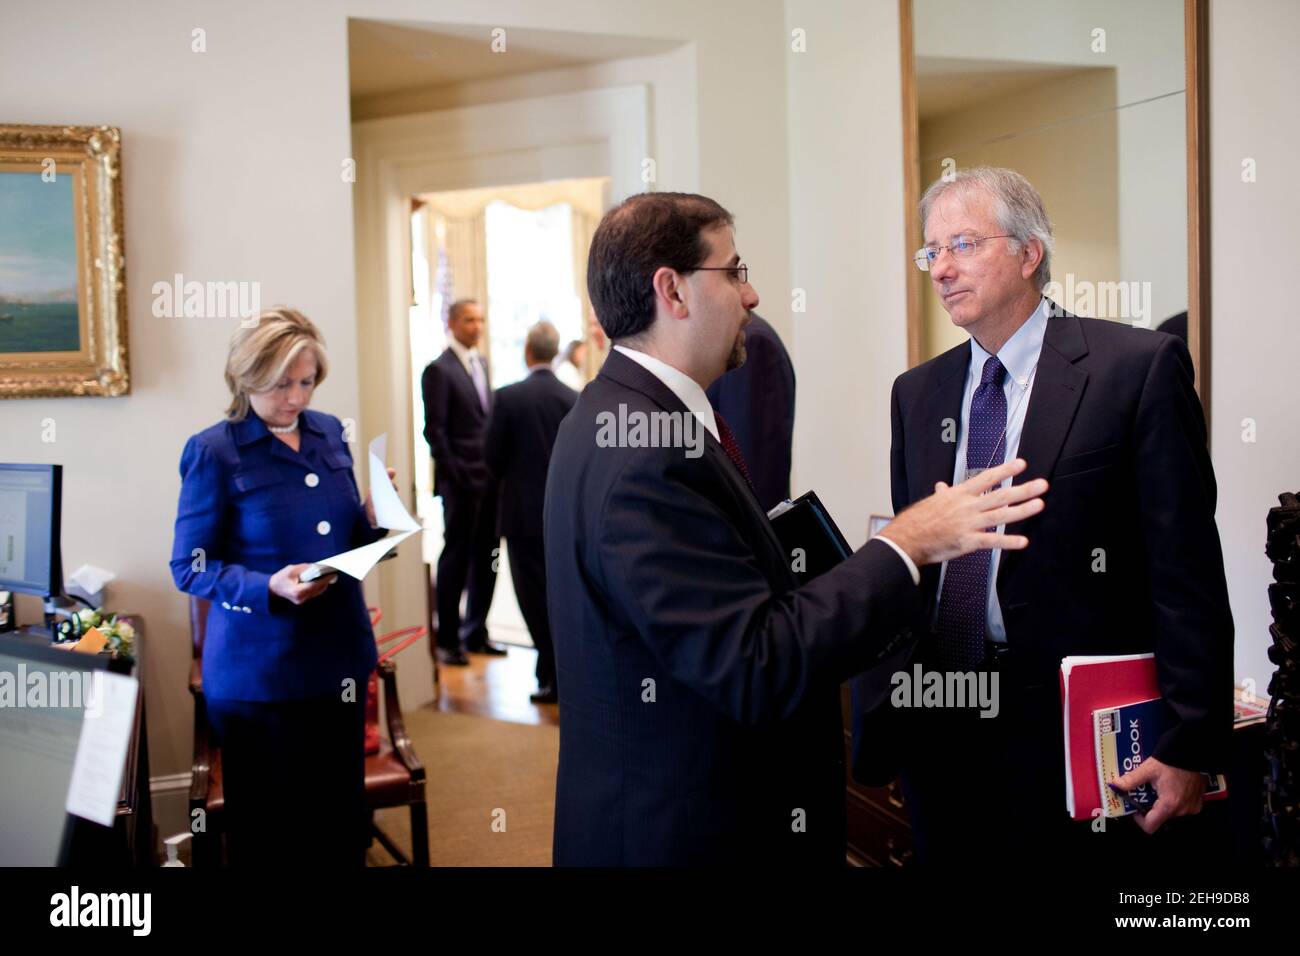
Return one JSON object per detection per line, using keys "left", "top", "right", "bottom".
{"left": 351, "top": 86, "right": 649, "bottom": 708}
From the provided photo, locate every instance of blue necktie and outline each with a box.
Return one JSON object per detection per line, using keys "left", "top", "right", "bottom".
{"left": 935, "top": 355, "right": 1006, "bottom": 671}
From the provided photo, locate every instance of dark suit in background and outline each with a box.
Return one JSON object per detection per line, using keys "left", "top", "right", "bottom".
{"left": 852, "top": 307, "right": 1233, "bottom": 865}
{"left": 1157, "top": 310, "right": 1189, "bottom": 345}
{"left": 705, "top": 312, "right": 796, "bottom": 512}
{"left": 545, "top": 349, "right": 920, "bottom": 866}
{"left": 486, "top": 366, "right": 576, "bottom": 691}
{"left": 422, "top": 348, "right": 498, "bottom": 652}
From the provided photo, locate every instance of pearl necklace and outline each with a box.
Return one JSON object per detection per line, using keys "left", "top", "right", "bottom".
{"left": 267, "top": 416, "right": 300, "bottom": 434}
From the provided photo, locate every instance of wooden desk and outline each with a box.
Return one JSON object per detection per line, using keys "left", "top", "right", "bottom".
{"left": 5, "top": 618, "right": 153, "bottom": 865}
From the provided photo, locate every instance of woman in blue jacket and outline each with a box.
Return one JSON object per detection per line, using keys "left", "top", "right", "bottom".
{"left": 170, "top": 307, "right": 393, "bottom": 866}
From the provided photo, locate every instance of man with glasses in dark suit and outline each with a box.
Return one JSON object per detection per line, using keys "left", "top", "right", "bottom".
{"left": 544, "top": 191, "right": 1048, "bottom": 866}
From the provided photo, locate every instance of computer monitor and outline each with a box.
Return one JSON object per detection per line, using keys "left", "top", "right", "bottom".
{"left": 0, "top": 463, "right": 62, "bottom": 599}
{"left": 0, "top": 633, "right": 117, "bottom": 865}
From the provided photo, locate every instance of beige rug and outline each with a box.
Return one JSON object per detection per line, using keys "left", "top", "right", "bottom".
{"left": 369, "top": 707, "right": 559, "bottom": 867}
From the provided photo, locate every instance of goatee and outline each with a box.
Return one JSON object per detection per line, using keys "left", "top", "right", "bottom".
{"left": 726, "top": 330, "right": 747, "bottom": 372}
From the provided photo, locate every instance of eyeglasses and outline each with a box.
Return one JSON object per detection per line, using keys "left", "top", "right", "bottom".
{"left": 914, "top": 235, "right": 1013, "bottom": 272}
{"left": 690, "top": 263, "right": 749, "bottom": 284}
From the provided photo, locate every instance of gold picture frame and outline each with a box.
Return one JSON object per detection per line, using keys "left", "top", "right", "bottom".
{"left": 0, "top": 124, "right": 129, "bottom": 398}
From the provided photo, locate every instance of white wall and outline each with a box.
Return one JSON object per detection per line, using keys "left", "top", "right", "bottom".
{"left": 1207, "top": 0, "right": 1300, "bottom": 691}
{"left": 785, "top": 0, "right": 909, "bottom": 534}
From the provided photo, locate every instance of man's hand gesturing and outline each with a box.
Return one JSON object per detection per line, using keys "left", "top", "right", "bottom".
{"left": 880, "top": 458, "right": 1048, "bottom": 567}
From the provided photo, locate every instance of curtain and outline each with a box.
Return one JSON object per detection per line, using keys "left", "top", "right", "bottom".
{"left": 440, "top": 210, "right": 490, "bottom": 363}
{"left": 421, "top": 178, "right": 608, "bottom": 377}
{"left": 569, "top": 206, "right": 604, "bottom": 382}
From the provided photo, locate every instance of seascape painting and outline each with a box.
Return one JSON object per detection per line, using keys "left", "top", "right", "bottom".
{"left": 0, "top": 170, "right": 82, "bottom": 354}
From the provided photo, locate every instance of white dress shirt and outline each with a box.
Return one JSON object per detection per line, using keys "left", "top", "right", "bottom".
{"left": 613, "top": 345, "right": 718, "bottom": 441}
{"left": 447, "top": 335, "right": 484, "bottom": 378}
{"left": 934, "top": 296, "right": 1049, "bottom": 641}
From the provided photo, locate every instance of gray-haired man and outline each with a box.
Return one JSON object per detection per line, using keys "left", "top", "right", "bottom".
{"left": 852, "top": 167, "right": 1233, "bottom": 866}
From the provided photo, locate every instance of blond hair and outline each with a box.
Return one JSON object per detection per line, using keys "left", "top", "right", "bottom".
{"left": 224, "top": 307, "right": 329, "bottom": 421}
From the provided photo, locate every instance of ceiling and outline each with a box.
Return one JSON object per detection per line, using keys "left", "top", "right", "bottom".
{"left": 349, "top": 19, "right": 680, "bottom": 98}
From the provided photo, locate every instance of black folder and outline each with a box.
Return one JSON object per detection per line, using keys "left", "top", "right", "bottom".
{"left": 768, "top": 490, "right": 853, "bottom": 585}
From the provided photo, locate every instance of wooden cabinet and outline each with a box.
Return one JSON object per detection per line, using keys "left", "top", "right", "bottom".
{"left": 841, "top": 682, "right": 913, "bottom": 867}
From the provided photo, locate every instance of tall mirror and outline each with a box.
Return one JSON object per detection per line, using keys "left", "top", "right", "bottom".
{"left": 901, "top": 0, "right": 1209, "bottom": 414}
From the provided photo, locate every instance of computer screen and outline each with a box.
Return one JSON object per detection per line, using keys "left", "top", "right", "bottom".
{"left": 0, "top": 635, "right": 112, "bottom": 865}
{"left": 0, "top": 464, "right": 61, "bottom": 598}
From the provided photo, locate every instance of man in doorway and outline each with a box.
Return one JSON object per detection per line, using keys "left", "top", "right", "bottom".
{"left": 487, "top": 320, "right": 577, "bottom": 704}
{"left": 421, "top": 298, "right": 505, "bottom": 666}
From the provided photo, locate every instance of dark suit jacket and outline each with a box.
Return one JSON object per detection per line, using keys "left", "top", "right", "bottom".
{"left": 851, "top": 306, "right": 1233, "bottom": 788}
{"left": 421, "top": 347, "right": 492, "bottom": 496}
{"left": 705, "top": 313, "right": 796, "bottom": 512}
{"left": 544, "top": 348, "right": 920, "bottom": 866}
{"left": 485, "top": 367, "right": 576, "bottom": 539}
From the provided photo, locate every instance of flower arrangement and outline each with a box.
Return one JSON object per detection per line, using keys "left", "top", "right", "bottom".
{"left": 54, "top": 607, "right": 136, "bottom": 661}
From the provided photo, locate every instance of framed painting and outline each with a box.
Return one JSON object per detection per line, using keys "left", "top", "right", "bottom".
{"left": 0, "top": 124, "right": 129, "bottom": 398}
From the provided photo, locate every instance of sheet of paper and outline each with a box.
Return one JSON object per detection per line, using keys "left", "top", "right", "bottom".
{"left": 305, "top": 434, "right": 423, "bottom": 581}
{"left": 368, "top": 434, "right": 421, "bottom": 532}
{"left": 315, "top": 528, "right": 418, "bottom": 580}
{"left": 68, "top": 563, "right": 116, "bottom": 594}
{"left": 65, "top": 670, "right": 138, "bottom": 827}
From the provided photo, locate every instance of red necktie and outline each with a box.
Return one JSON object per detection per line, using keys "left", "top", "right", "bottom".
{"left": 714, "top": 412, "right": 755, "bottom": 493}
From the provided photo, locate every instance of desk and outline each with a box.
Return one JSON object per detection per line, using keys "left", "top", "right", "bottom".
{"left": 4, "top": 619, "right": 153, "bottom": 866}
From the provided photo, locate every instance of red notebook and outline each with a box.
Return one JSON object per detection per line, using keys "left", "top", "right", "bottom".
{"left": 1061, "top": 654, "right": 1159, "bottom": 820}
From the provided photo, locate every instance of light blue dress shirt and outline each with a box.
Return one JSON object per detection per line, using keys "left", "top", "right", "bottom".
{"left": 934, "top": 296, "right": 1049, "bottom": 642}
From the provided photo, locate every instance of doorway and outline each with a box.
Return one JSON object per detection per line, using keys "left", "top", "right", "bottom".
{"left": 408, "top": 177, "right": 607, "bottom": 650}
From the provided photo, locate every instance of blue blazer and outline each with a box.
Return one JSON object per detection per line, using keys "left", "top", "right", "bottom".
{"left": 170, "top": 410, "right": 382, "bottom": 701}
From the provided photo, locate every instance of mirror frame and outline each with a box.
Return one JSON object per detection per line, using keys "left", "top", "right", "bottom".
{"left": 899, "top": 0, "right": 1210, "bottom": 423}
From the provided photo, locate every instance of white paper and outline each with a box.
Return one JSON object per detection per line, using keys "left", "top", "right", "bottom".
{"left": 65, "top": 671, "right": 138, "bottom": 827}
{"left": 368, "top": 434, "right": 420, "bottom": 533}
{"left": 314, "top": 528, "right": 418, "bottom": 580}
{"left": 306, "top": 434, "right": 423, "bottom": 581}
{"left": 68, "top": 563, "right": 116, "bottom": 594}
